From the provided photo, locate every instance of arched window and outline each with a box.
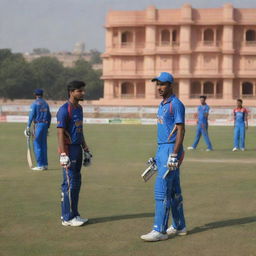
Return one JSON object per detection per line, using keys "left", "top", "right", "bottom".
{"left": 190, "top": 81, "right": 201, "bottom": 98}
{"left": 161, "top": 30, "right": 170, "bottom": 45}
{"left": 204, "top": 29, "right": 214, "bottom": 42}
{"left": 203, "top": 81, "right": 214, "bottom": 94}
{"left": 121, "top": 31, "right": 133, "bottom": 45}
{"left": 121, "top": 82, "right": 134, "bottom": 98}
{"left": 242, "top": 82, "right": 253, "bottom": 95}
{"left": 246, "top": 30, "right": 256, "bottom": 41}
{"left": 172, "top": 30, "right": 177, "bottom": 42}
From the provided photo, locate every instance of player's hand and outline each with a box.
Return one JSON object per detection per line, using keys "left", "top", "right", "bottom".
{"left": 167, "top": 153, "right": 179, "bottom": 171}
{"left": 60, "top": 153, "right": 70, "bottom": 167}
{"left": 147, "top": 157, "right": 156, "bottom": 165}
{"left": 83, "top": 150, "right": 92, "bottom": 167}
{"left": 24, "top": 127, "right": 31, "bottom": 137}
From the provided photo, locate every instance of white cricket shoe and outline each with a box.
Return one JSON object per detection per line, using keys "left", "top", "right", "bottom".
{"left": 241, "top": 148, "right": 245, "bottom": 151}
{"left": 206, "top": 148, "right": 213, "bottom": 152}
{"left": 32, "top": 166, "right": 44, "bottom": 171}
{"left": 167, "top": 225, "right": 187, "bottom": 236}
{"left": 232, "top": 147, "right": 238, "bottom": 152}
{"left": 76, "top": 216, "right": 89, "bottom": 224}
{"left": 140, "top": 230, "right": 168, "bottom": 242}
{"left": 187, "top": 146, "right": 195, "bottom": 150}
{"left": 62, "top": 216, "right": 85, "bottom": 227}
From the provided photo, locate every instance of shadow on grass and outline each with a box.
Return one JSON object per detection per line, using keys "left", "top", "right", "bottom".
{"left": 189, "top": 216, "right": 256, "bottom": 235}
{"left": 88, "top": 212, "right": 154, "bottom": 224}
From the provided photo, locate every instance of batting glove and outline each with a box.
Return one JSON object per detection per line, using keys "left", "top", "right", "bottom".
{"left": 147, "top": 157, "right": 156, "bottom": 165}
{"left": 83, "top": 150, "right": 92, "bottom": 167}
{"left": 60, "top": 153, "right": 70, "bottom": 167}
{"left": 24, "top": 127, "right": 31, "bottom": 137}
{"left": 167, "top": 153, "right": 179, "bottom": 171}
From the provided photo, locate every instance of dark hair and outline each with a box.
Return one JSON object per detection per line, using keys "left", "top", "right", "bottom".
{"left": 200, "top": 95, "right": 207, "bottom": 100}
{"left": 237, "top": 99, "right": 243, "bottom": 103}
{"left": 67, "top": 80, "right": 86, "bottom": 96}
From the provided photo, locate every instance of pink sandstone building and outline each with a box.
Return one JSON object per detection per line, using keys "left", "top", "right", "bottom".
{"left": 101, "top": 4, "right": 256, "bottom": 106}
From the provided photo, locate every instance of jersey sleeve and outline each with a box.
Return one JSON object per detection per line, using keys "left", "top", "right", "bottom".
{"left": 173, "top": 101, "right": 185, "bottom": 124}
{"left": 47, "top": 104, "right": 52, "bottom": 128}
{"left": 27, "top": 103, "right": 36, "bottom": 128}
{"left": 57, "top": 106, "right": 68, "bottom": 129}
{"left": 205, "top": 105, "right": 210, "bottom": 113}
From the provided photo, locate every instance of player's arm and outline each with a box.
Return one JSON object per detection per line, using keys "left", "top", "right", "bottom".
{"left": 24, "top": 103, "right": 36, "bottom": 137}
{"left": 56, "top": 108, "right": 68, "bottom": 154}
{"left": 27, "top": 103, "right": 36, "bottom": 128}
{"left": 245, "top": 110, "right": 248, "bottom": 129}
{"left": 57, "top": 128, "right": 66, "bottom": 154}
{"left": 233, "top": 110, "right": 235, "bottom": 128}
{"left": 166, "top": 102, "right": 185, "bottom": 172}
{"left": 81, "top": 133, "right": 89, "bottom": 152}
{"left": 173, "top": 123, "right": 185, "bottom": 154}
{"left": 47, "top": 105, "right": 52, "bottom": 129}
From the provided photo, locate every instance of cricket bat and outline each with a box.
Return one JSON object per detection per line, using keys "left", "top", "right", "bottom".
{"left": 141, "top": 163, "right": 157, "bottom": 182}
{"left": 26, "top": 136, "right": 33, "bottom": 169}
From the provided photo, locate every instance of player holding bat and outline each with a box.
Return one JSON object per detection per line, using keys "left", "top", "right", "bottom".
{"left": 141, "top": 72, "right": 187, "bottom": 242}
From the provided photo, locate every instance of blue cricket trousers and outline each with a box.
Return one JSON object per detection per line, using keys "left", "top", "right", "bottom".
{"left": 234, "top": 124, "right": 245, "bottom": 149}
{"left": 153, "top": 143, "right": 186, "bottom": 233}
{"left": 61, "top": 145, "right": 82, "bottom": 221}
{"left": 192, "top": 123, "right": 213, "bottom": 150}
{"left": 34, "top": 123, "right": 48, "bottom": 167}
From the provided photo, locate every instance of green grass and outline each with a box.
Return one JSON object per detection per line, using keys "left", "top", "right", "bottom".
{"left": 0, "top": 123, "right": 255, "bottom": 256}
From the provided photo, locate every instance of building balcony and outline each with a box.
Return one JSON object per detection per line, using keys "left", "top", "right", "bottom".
{"left": 239, "top": 41, "right": 256, "bottom": 53}
{"left": 194, "top": 41, "right": 221, "bottom": 52}
{"left": 190, "top": 93, "right": 223, "bottom": 99}
{"left": 110, "top": 42, "right": 145, "bottom": 55}
{"left": 156, "top": 41, "right": 179, "bottom": 52}
{"left": 119, "top": 93, "right": 145, "bottom": 99}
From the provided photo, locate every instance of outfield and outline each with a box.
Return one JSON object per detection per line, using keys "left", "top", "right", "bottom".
{"left": 0, "top": 123, "right": 255, "bottom": 256}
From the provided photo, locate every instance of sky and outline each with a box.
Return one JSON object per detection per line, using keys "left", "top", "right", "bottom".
{"left": 0, "top": 0, "right": 256, "bottom": 53}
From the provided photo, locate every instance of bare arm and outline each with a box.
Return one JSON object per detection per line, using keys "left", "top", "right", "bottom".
{"left": 245, "top": 112, "right": 248, "bottom": 129}
{"left": 57, "top": 128, "right": 66, "bottom": 154}
{"left": 173, "top": 123, "right": 185, "bottom": 155}
{"left": 81, "top": 132, "right": 89, "bottom": 151}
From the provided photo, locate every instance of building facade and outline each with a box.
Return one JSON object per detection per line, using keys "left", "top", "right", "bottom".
{"left": 101, "top": 4, "right": 256, "bottom": 106}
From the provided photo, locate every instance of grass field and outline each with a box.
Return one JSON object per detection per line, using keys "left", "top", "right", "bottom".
{"left": 0, "top": 123, "right": 256, "bottom": 256}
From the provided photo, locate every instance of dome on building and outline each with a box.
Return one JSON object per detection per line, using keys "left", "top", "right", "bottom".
{"left": 73, "top": 42, "right": 85, "bottom": 55}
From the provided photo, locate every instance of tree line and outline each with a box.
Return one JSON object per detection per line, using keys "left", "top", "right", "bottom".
{"left": 0, "top": 49, "right": 103, "bottom": 100}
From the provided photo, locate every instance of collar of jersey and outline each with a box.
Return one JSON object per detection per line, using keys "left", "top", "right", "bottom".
{"left": 161, "top": 94, "right": 175, "bottom": 105}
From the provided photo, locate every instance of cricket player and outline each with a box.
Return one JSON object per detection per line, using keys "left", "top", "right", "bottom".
{"left": 232, "top": 99, "right": 248, "bottom": 151}
{"left": 57, "top": 80, "right": 92, "bottom": 227}
{"left": 24, "top": 89, "right": 51, "bottom": 171}
{"left": 187, "top": 95, "right": 213, "bottom": 151}
{"left": 141, "top": 72, "right": 187, "bottom": 242}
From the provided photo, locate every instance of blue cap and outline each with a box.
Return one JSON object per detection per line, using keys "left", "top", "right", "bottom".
{"left": 34, "top": 89, "right": 43, "bottom": 95}
{"left": 152, "top": 72, "right": 174, "bottom": 83}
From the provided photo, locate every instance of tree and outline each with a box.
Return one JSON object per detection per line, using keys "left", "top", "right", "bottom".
{"left": 30, "top": 57, "right": 64, "bottom": 99}
{"left": 0, "top": 53, "right": 35, "bottom": 99}
{"left": 0, "top": 49, "right": 103, "bottom": 100}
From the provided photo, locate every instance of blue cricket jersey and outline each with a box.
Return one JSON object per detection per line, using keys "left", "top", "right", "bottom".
{"left": 57, "top": 102, "right": 84, "bottom": 145}
{"left": 27, "top": 98, "right": 51, "bottom": 128}
{"left": 197, "top": 104, "right": 210, "bottom": 124}
{"left": 157, "top": 95, "right": 185, "bottom": 144}
{"left": 234, "top": 107, "right": 248, "bottom": 125}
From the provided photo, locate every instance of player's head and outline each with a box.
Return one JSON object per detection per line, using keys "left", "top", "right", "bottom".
{"left": 67, "top": 80, "right": 86, "bottom": 101}
{"left": 237, "top": 98, "right": 243, "bottom": 108}
{"left": 34, "top": 89, "right": 43, "bottom": 98}
{"left": 200, "top": 95, "right": 207, "bottom": 104}
{"left": 152, "top": 72, "right": 174, "bottom": 98}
